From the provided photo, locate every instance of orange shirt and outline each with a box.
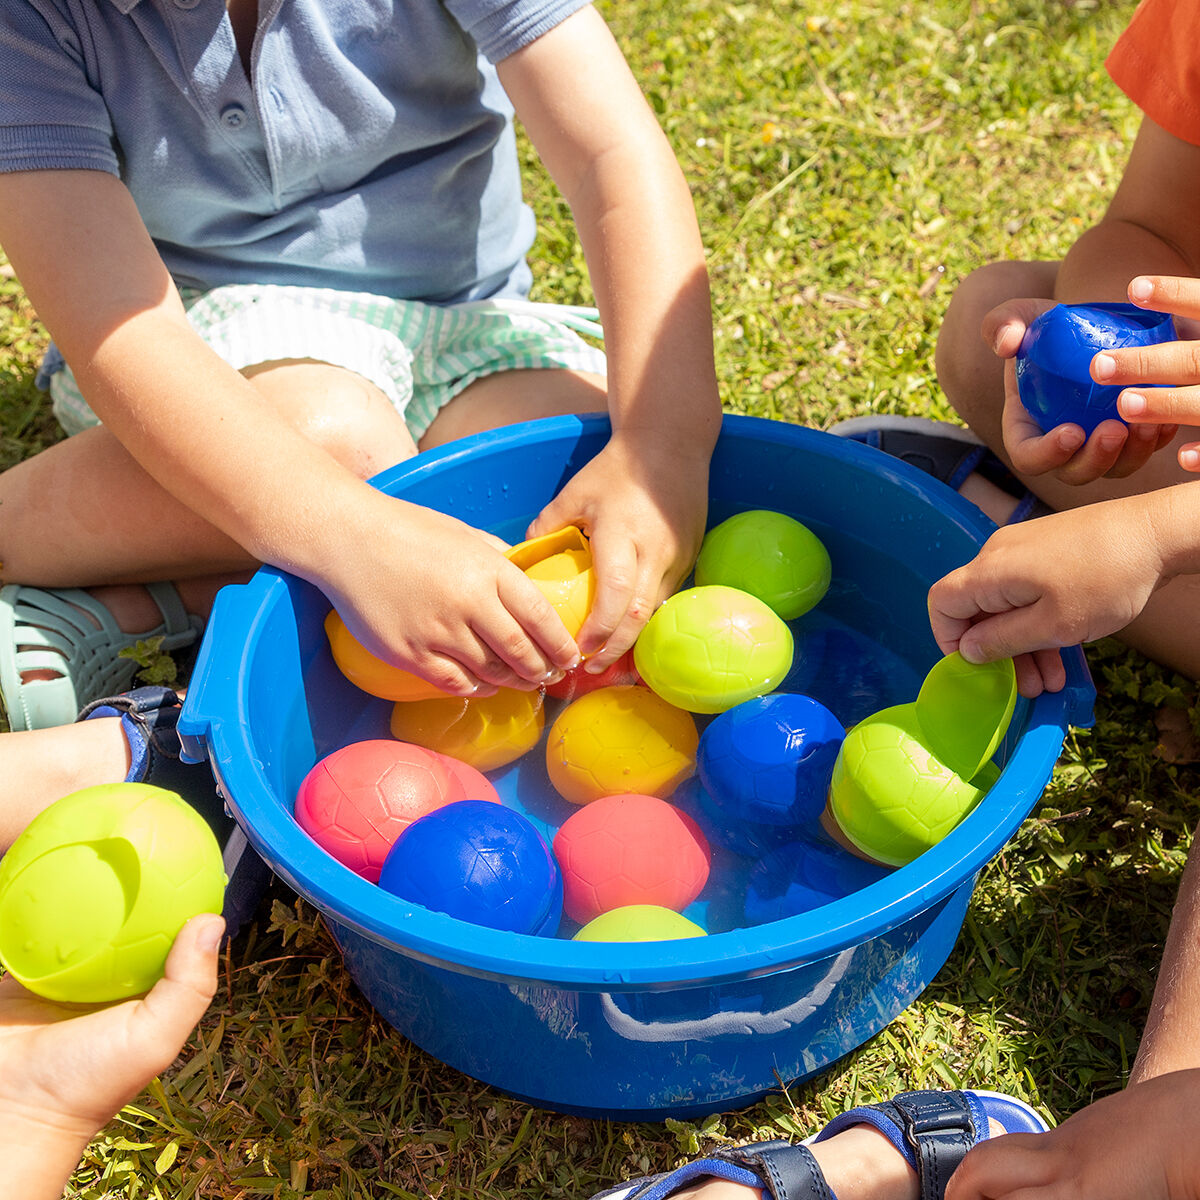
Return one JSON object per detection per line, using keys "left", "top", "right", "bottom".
{"left": 1106, "top": 0, "right": 1200, "bottom": 146}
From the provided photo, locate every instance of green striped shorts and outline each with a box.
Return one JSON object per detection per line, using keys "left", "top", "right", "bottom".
{"left": 48, "top": 284, "right": 607, "bottom": 440}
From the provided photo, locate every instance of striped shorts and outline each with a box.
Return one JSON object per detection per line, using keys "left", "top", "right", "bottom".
{"left": 45, "top": 283, "right": 608, "bottom": 440}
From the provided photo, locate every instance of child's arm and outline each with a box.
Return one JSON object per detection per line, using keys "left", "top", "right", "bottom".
{"left": 927, "top": 482, "right": 1200, "bottom": 696}
{"left": 0, "top": 914, "right": 222, "bottom": 1200}
{"left": 992, "top": 119, "right": 1200, "bottom": 484}
{"left": 0, "top": 171, "right": 579, "bottom": 695}
{"left": 946, "top": 1069, "right": 1200, "bottom": 1200}
{"left": 497, "top": 5, "right": 723, "bottom": 668}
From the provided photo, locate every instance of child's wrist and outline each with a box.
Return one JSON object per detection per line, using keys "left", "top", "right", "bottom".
{"left": 1148, "top": 481, "right": 1200, "bottom": 579}
{"left": 1, "top": 1121, "right": 94, "bottom": 1199}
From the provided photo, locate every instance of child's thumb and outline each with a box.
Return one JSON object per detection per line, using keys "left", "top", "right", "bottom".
{"left": 134, "top": 913, "right": 223, "bottom": 1058}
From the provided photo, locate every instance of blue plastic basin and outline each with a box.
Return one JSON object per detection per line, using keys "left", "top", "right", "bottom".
{"left": 180, "top": 413, "right": 1094, "bottom": 1120}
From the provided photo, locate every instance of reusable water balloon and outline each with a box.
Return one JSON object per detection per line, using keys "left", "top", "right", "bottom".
{"left": 1016, "top": 302, "right": 1176, "bottom": 435}
{"left": 634, "top": 585, "right": 793, "bottom": 714}
{"left": 573, "top": 905, "right": 707, "bottom": 942}
{"left": 695, "top": 510, "right": 831, "bottom": 620}
{"left": 545, "top": 684, "right": 699, "bottom": 806}
{"left": 0, "top": 783, "right": 226, "bottom": 1003}
{"left": 389, "top": 687, "right": 545, "bottom": 772}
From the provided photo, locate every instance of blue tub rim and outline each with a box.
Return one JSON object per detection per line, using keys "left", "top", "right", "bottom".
{"left": 181, "top": 412, "right": 1094, "bottom": 990}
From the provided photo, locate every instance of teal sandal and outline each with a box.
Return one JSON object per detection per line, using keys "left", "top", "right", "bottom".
{"left": 0, "top": 583, "right": 203, "bottom": 732}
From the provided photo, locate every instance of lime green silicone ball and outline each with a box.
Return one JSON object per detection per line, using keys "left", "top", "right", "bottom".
{"left": 0, "top": 783, "right": 226, "bottom": 1003}
{"left": 828, "top": 704, "right": 999, "bottom": 867}
{"left": 695, "top": 510, "right": 831, "bottom": 620}
{"left": 574, "top": 905, "right": 707, "bottom": 942}
{"left": 633, "top": 585, "right": 794, "bottom": 714}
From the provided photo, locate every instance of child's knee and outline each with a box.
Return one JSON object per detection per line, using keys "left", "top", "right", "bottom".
{"left": 243, "top": 360, "right": 418, "bottom": 477}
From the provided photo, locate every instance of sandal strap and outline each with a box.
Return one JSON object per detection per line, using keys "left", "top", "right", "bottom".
{"left": 818, "top": 1089, "right": 982, "bottom": 1200}
{"left": 611, "top": 1141, "right": 834, "bottom": 1200}
{"left": 0, "top": 583, "right": 202, "bottom": 731}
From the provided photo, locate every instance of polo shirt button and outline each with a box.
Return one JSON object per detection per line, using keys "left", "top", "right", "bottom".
{"left": 220, "top": 103, "right": 248, "bottom": 129}
{"left": 173, "top": 0, "right": 201, "bottom": 8}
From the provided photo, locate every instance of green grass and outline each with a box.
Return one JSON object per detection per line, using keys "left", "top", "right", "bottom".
{"left": 3, "top": 0, "right": 1199, "bottom": 1195}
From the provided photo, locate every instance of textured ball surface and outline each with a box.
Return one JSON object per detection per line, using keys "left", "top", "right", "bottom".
{"left": 294, "top": 740, "right": 486, "bottom": 882}
{"left": 545, "top": 685, "right": 698, "bottom": 805}
{"left": 742, "top": 835, "right": 890, "bottom": 926}
{"left": 574, "top": 905, "right": 707, "bottom": 942}
{"left": 324, "top": 610, "right": 445, "bottom": 701}
{"left": 0, "top": 783, "right": 226, "bottom": 1003}
{"left": 379, "top": 801, "right": 562, "bottom": 935}
{"left": 634, "top": 586, "right": 793, "bottom": 714}
{"left": 695, "top": 510, "right": 831, "bottom": 620}
{"left": 1017, "top": 302, "right": 1176, "bottom": 435}
{"left": 829, "top": 704, "right": 997, "bottom": 866}
{"left": 389, "top": 687, "right": 545, "bottom": 772}
{"left": 552, "top": 793, "right": 711, "bottom": 924}
{"left": 698, "top": 693, "right": 844, "bottom": 828}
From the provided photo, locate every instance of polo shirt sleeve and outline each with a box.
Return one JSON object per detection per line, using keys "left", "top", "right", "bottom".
{"left": 0, "top": 2, "right": 119, "bottom": 174}
{"left": 1106, "top": 0, "right": 1200, "bottom": 147}
{"left": 444, "top": 0, "right": 594, "bottom": 64}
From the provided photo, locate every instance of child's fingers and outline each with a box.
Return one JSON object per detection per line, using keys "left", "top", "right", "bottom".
{"left": 1119, "top": 383, "right": 1200, "bottom": 427}
{"left": 574, "top": 535, "right": 643, "bottom": 665}
{"left": 945, "top": 1133, "right": 1060, "bottom": 1200}
{"left": 1052, "top": 420, "right": 1128, "bottom": 485}
{"left": 1098, "top": 419, "right": 1169, "bottom": 479}
{"left": 493, "top": 569, "right": 580, "bottom": 676}
{"left": 981, "top": 297, "right": 1055, "bottom": 357}
{"left": 1094, "top": 339, "right": 1200, "bottom": 388}
{"left": 1129, "top": 274, "right": 1200, "bottom": 321}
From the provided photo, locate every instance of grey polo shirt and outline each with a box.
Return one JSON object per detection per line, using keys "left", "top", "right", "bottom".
{"left": 0, "top": 0, "right": 591, "bottom": 301}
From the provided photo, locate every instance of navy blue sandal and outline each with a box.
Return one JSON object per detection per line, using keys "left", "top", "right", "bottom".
{"left": 77, "top": 685, "right": 271, "bottom": 939}
{"left": 830, "top": 416, "right": 1052, "bottom": 524}
{"left": 592, "top": 1088, "right": 1048, "bottom": 1200}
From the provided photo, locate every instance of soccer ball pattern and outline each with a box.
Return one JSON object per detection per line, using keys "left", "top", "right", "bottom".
{"left": 698, "top": 693, "right": 844, "bottom": 828}
{"left": 552, "top": 793, "right": 711, "bottom": 924}
{"left": 545, "top": 684, "right": 699, "bottom": 805}
{"left": 829, "top": 706, "right": 995, "bottom": 867}
{"left": 389, "top": 687, "right": 545, "bottom": 772}
{"left": 633, "top": 585, "right": 794, "bottom": 714}
{"left": 295, "top": 740, "right": 495, "bottom": 882}
{"left": 694, "top": 509, "right": 831, "bottom": 620}
{"left": 379, "top": 800, "right": 562, "bottom": 935}
{"left": 0, "top": 783, "right": 226, "bottom": 1003}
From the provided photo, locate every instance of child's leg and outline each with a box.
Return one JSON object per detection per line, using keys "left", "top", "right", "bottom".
{"left": 1128, "top": 821, "right": 1200, "bottom": 1083}
{"left": 0, "top": 720, "right": 132, "bottom": 848}
{"left": 420, "top": 366, "right": 607, "bottom": 449}
{"left": 0, "top": 360, "right": 420, "bottom": 586}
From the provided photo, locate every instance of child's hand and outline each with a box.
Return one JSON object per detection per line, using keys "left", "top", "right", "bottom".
{"left": 0, "top": 914, "right": 223, "bottom": 1200}
{"left": 526, "top": 432, "right": 710, "bottom": 669}
{"left": 985, "top": 296, "right": 1179, "bottom": 485}
{"left": 947, "top": 1070, "right": 1200, "bottom": 1200}
{"left": 928, "top": 496, "right": 1165, "bottom": 697}
{"left": 322, "top": 498, "right": 581, "bottom": 697}
{"left": 1100, "top": 275, "right": 1200, "bottom": 469}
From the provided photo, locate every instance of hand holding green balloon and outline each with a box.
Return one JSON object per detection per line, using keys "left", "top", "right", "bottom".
{"left": 0, "top": 783, "right": 227, "bottom": 1003}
